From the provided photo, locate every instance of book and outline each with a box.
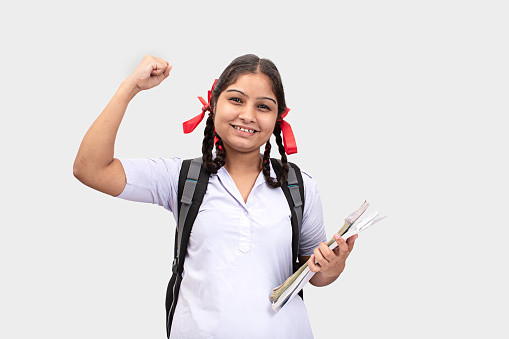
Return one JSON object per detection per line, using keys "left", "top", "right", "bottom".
{"left": 270, "top": 201, "right": 387, "bottom": 312}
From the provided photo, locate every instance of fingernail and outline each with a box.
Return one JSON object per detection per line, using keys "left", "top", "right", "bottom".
{"left": 334, "top": 234, "right": 340, "bottom": 240}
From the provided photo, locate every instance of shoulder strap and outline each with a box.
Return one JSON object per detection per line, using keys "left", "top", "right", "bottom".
{"left": 167, "top": 157, "right": 209, "bottom": 337}
{"left": 270, "top": 158, "right": 305, "bottom": 271}
{"left": 175, "top": 157, "right": 209, "bottom": 273}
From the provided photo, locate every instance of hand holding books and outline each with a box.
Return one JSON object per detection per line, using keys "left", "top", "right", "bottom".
{"left": 270, "top": 201, "right": 387, "bottom": 312}
{"left": 306, "top": 231, "right": 358, "bottom": 284}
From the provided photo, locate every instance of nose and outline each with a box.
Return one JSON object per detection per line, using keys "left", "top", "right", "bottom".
{"left": 238, "top": 104, "right": 256, "bottom": 123}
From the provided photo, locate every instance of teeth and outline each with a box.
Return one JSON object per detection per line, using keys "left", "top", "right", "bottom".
{"left": 233, "top": 125, "right": 255, "bottom": 133}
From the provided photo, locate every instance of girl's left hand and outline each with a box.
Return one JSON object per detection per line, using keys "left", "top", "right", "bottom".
{"left": 308, "top": 234, "right": 358, "bottom": 278}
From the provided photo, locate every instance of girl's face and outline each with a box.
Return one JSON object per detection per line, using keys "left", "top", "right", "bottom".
{"left": 213, "top": 73, "right": 278, "bottom": 157}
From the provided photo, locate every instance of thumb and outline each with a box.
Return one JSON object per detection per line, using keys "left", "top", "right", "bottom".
{"left": 150, "top": 58, "right": 170, "bottom": 76}
{"left": 151, "top": 66, "right": 165, "bottom": 76}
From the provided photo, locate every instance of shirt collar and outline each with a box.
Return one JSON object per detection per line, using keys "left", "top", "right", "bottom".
{"left": 215, "top": 156, "right": 279, "bottom": 206}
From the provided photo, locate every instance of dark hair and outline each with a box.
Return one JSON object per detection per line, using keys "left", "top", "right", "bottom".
{"left": 201, "top": 54, "right": 289, "bottom": 188}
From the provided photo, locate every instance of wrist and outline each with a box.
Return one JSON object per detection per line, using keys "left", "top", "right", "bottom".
{"left": 310, "top": 270, "right": 340, "bottom": 287}
{"left": 118, "top": 79, "right": 141, "bottom": 100}
{"left": 319, "top": 269, "right": 341, "bottom": 280}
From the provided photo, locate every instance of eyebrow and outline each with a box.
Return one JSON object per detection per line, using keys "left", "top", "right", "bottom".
{"left": 225, "top": 89, "right": 277, "bottom": 105}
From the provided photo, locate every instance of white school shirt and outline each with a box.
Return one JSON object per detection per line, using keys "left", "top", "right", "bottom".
{"left": 118, "top": 157, "right": 327, "bottom": 339}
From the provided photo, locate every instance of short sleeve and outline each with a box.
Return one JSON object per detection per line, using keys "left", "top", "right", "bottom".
{"left": 116, "top": 157, "right": 182, "bottom": 213}
{"left": 298, "top": 171, "right": 327, "bottom": 256}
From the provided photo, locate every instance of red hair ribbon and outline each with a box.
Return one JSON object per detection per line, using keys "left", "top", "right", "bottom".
{"left": 182, "top": 79, "right": 218, "bottom": 134}
{"left": 278, "top": 108, "right": 298, "bottom": 155}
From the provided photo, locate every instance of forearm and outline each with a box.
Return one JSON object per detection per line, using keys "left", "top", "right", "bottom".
{"left": 74, "top": 81, "right": 139, "bottom": 176}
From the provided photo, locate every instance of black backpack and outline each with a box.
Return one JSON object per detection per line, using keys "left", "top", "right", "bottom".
{"left": 165, "top": 157, "right": 305, "bottom": 338}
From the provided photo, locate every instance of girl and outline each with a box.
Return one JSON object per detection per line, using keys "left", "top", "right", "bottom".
{"left": 73, "top": 54, "right": 357, "bottom": 338}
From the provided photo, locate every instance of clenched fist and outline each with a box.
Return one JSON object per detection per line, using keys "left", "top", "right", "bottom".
{"left": 125, "top": 55, "right": 172, "bottom": 92}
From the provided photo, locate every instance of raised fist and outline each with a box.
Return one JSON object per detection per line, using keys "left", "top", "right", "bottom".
{"left": 125, "top": 55, "right": 172, "bottom": 91}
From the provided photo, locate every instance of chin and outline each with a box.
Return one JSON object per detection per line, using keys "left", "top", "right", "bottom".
{"left": 224, "top": 142, "right": 263, "bottom": 154}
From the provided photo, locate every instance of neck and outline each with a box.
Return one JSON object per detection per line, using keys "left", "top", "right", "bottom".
{"left": 223, "top": 147, "right": 262, "bottom": 175}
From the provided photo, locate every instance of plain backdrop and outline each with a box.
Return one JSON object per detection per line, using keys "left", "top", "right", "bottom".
{"left": 1, "top": 1, "right": 508, "bottom": 338}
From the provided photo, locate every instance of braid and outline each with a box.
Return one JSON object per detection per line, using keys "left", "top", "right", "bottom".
{"left": 200, "top": 106, "right": 228, "bottom": 173}
{"left": 201, "top": 113, "right": 218, "bottom": 173}
{"left": 214, "top": 134, "right": 227, "bottom": 169}
{"left": 273, "top": 123, "right": 289, "bottom": 186}
{"left": 262, "top": 140, "right": 280, "bottom": 188}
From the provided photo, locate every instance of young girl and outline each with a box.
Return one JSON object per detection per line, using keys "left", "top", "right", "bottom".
{"left": 74, "top": 54, "right": 357, "bottom": 338}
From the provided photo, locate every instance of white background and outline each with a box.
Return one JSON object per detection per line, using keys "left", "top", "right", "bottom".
{"left": 1, "top": 1, "right": 508, "bottom": 338}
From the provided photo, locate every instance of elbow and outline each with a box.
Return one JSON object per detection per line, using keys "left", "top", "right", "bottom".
{"left": 73, "top": 163, "right": 82, "bottom": 182}
{"left": 73, "top": 157, "right": 87, "bottom": 183}
{"left": 73, "top": 163, "right": 81, "bottom": 181}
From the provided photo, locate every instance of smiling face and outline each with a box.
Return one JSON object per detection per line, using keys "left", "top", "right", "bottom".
{"left": 213, "top": 72, "right": 278, "bottom": 157}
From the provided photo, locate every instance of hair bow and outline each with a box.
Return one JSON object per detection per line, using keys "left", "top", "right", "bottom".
{"left": 278, "top": 108, "right": 297, "bottom": 155}
{"left": 182, "top": 79, "right": 218, "bottom": 134}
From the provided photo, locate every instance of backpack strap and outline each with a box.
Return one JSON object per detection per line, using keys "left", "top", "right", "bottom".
{"left": 166, "top": 157, "right": 209, "bottom": 338}
{"left": 175, "top": 158, "right": 207, "bottom": 272}
{"left": 270, "top": 158, "right": 305, "bottom": 273}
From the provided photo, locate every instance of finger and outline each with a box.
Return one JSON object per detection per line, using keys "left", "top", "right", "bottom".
{"left": 163, "top": 63, "right": 173, "bottom": 77}
{"left": 318, "top": 242, "right": 333, "bottom": 262}
{"left": 313, "top": 247, "right": 327, "bottom": 266}
{"left": 307, "top": 255, "right": 321, "bottom": 273}
{"left": 151, "top": 65, "right": 165, "bottom": 76}
{"left": 156, "top": 57, "right": 171, "bottom": 71}
{"left": 334, "top": 234, "right": 349, "bottom": 253}
{"left": 156, "top": 57, "right": 169, "bottom": 65}
{"left": 150, "top": 58, "right": 170, "bottom": 76}
{"left": 346, "top": 234, "right": 358, "bottom": 252}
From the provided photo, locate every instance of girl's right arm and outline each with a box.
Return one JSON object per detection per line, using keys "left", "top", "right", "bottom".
{"left": 73, "top": 55, "right": 172, "bottom": 196}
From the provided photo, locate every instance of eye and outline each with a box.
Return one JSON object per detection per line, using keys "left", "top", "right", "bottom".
{"left": 258, "top": 104, "right": 271, "bottom": 110}
{"left": 229, "top": 97, "right": 242, "bottom": 103}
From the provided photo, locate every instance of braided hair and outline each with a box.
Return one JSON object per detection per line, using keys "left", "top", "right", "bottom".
{"left": 201, "top": 54, "right": 289, "bottom": 188}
